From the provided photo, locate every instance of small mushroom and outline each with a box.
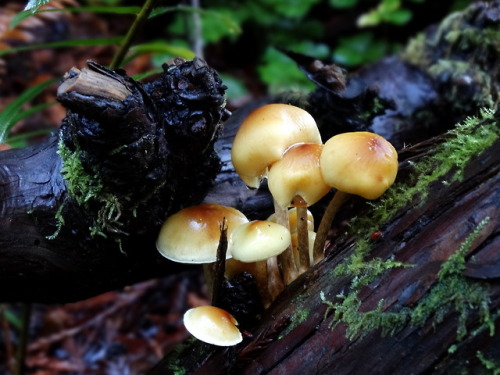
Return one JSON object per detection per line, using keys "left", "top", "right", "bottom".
{"left": 156, "top": 203, "right": 248, "bottom": 263}
{"left": 267, "top": 143, "right": 329, "bottom": 273}
{"left": 231, "top": 103, "right": 322, "bottom": 188}
{"left": 228, "top": 220, "right": 291, "bottom": 306}
{"left": 183, "top": 305, "right": 242, "bottom": 346}
{"left": 313, "top": 132, "right": 398, "bottom": 263}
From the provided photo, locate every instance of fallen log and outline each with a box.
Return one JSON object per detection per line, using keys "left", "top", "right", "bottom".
{"left": 0, "top": 0, "right": 498, "bottom": 311}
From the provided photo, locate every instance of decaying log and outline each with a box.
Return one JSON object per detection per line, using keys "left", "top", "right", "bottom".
{"left": 148, "top": 110, "right": 499, "bottom": 374}
{"left": 0, "top": 0, "right": 499, "bottom": 309}
{"left": 0, "top": 58, "right": 228, "bottom": 302}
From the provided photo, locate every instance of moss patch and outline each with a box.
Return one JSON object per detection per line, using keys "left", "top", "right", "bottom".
{"left": 322, "top": 217, "right": 492, "bottom": 341}
{"left": 477, "top": 351, "right": 500, "bottom": 375}
{"left": 56, "top": 139, "right": 125, "bottom": 240}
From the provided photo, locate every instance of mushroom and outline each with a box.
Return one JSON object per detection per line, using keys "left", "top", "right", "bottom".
{"left": 156, "top": 203, "right": 248, "bottom": 302}
{"left": 313, "top": 132, "right": 398, "bottom": 263}
{"left": 228, "top": 220, "right": 291, "bottom": 306}
{"left": 183, "top": 305, "right": 242, "bottom": 346}
{"left": 231, "top": 103, "right": 322, "bottom": 188}
{"left": 267, "top": 143, "right": 329, "bottom": 273}
{"left": 231, "top": 103, "right": 322, "bottom": 285}
{"left": 156, "top": 203, "right": 248, "bottom": 264}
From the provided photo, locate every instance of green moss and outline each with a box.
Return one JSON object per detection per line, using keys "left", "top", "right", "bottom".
{"left": 278, "top": 294, "right": 311, "bottom": 339}
{"left": 321, "top": 292, "right": 409, "bottom": 340}
{"left": 45, "top": 201, "right": 65, "bottom": 240}
{"left": 477, "top": 351, "right": 500, "bottom": 375}
{"left": 322, "top": 217, "right": 493, "bottom": 342}
{"left": 167, "top": 365, "right": 187, "bottom": 375}
{"left": 56, "top": 139, "right": 125, "bottom": 240}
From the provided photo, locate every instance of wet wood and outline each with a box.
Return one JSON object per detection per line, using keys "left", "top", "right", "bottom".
{"left": 149, "top": 129, "right": 500, "bottom": 375}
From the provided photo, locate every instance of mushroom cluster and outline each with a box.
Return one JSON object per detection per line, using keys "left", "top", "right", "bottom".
{"left": 230, "top": 103, "right": 398, "bottom": 289}
{"left": 156, "top": 202, "right": 291, "bottom": 345}
{"left": 154, "top": 104, "right": 398, "bottom": 347}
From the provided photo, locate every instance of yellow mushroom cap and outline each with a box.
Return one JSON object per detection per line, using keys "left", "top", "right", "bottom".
{"left": 231, "top": 104, "right": 322, "bottom": 188}
{"left": 156, "top": 203, "right": 248, "bottom": 263}
{"left": 228, "top": 220, "right": 291, "bottom": 262}
{"left": 268, "top": 143, "right": 330, "bottom": 208}
{"left": 320, "top": 132, "right": 398, "bottom": 200}
{"left": 183, "top": 306, "right": 242, "bottom": 346}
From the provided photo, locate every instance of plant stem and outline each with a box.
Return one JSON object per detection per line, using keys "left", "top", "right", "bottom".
{"left": 211, "top": 220, "right": 228, "bottom": 308}
{"left": 15, "top": 303, "right": 32, "bottom": 375}
{"left": 312, "top": 191, "right": 349, "bottom": 264}
{"left": 110, "top": 0, "right": 160, "bottom": 69}
{"left": 190, "top": 0, "right": 204, "bottom": 58}
{"left": 0, "top": 305, "right": 16, "bottom": 374}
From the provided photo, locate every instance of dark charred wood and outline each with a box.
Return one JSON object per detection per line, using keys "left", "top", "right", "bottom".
{"left": 0, "top": 58, "right": 227, "bottom": 302}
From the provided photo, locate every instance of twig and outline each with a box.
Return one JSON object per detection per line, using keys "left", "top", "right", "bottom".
{"left": 190, "top": 0, "right": 204, "bottom": 58}
{"left": 211, "top": 219, "right": 228, "bottom": 308}
{"left": 110, "top": 0, "right": 160, "bottom": 69}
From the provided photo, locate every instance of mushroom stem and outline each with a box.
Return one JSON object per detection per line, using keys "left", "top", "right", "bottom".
{"left": 211, "top": 220, "right": 228, "bottom": 308}
{"left": 264, "top": 257, "right": 283, "bottom": 307}
{"left": 312, "top": 191, "right": 349, "bottom": 264}
{"left": 274, "top": 199, "right": 298, "bottom": 285}
{"left": 296, "top": 205, "right": 311, "bottom": 273}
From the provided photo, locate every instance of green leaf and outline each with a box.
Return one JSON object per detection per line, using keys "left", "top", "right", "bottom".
{"left": 163, "top": 6, "right": 242, "bottom": 44}
{"left": 10, "top": 101, "right": 55, "bottom": 125}
{"left": 258, "top": 46, "right": 317, "bottom": 93}
{"left": 219, "top": 74, "right": 249, "bottom": 100}
{"left": 0, "top": 78, "right": 56, "bottom": 143}
{"left": 329, "top": 0, "right": 358, "bottom": 8}
{"left": 333, "top": 32, "right": 389, "bottom": 66}
{"left": 5, "top": 128, "right": 54, "bottom": 148}
{"left": 1, "top": 307, "right": 22, "bottom": 330}
{"left": 383, "top": 8, "right": 412, "bottom": 25}
{"left": 260, "top": 0, "right": 321, "bottom": 18}
{"left": 0, "top": 36, "right": 124, "bottom": 57}
{"left": 379, "top": 0, "right": 401, "bottom": 12}
{"left": 357, "top": 11, "right": 382, "bottom": 27}
{"left": 10, "top": 6, "right": 141, "bottom": 28}
{"left": 23, "top": 0, "right": 50, "bottom": 11}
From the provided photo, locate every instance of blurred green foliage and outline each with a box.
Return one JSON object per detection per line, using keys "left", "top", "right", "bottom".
{"left": 0, "top": 0, "right": 473, "bottom": 146}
